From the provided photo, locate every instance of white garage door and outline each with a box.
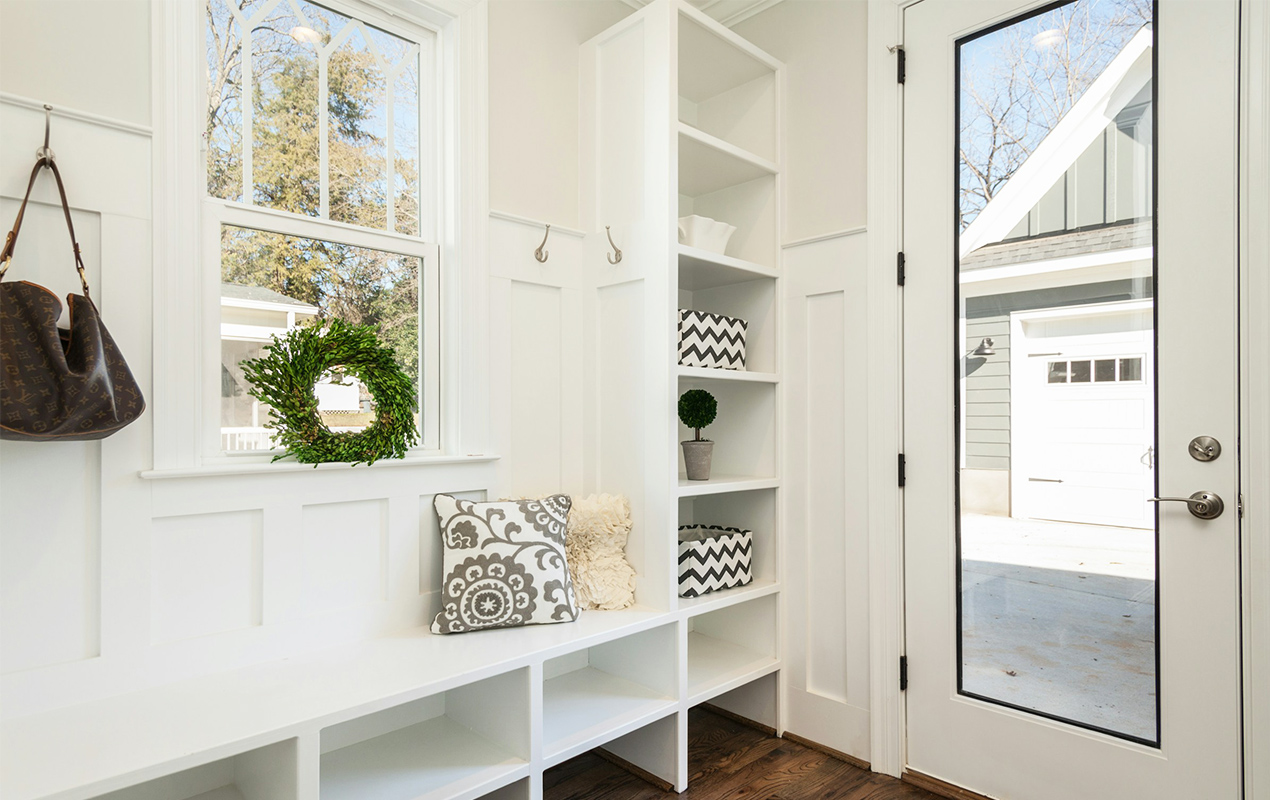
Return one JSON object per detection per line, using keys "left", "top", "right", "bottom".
{"left": 1011, "top": 302, "right": 1154, "bottom": 529}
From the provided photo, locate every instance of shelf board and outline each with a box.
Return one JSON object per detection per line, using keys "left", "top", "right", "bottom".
{"left": 677, "top": 579, "right": 780, "bottom": 616}
{"left": 686, "top": 632, "right": 779, "bottom": 706}
{"left": 678, "top": 6, "right": 779, "bottom": 104}
{"left": 542, "top": 667, "right": 676, "bottom": 763}
{"left": 189, "top": 788, "right": 246, "bottom": 800}
{"left": 677, "top": 365, "right": 778, "bottom": 384}
{"left": 677, "top": 474, "right": 779, "bottom": 497}
{"left": 320, "top": 715, "right": 527, "bottom": 800}
{"left": 679, "top": 123, "right": 777, "bottom": 197}
{"left": 678, "top": 244, "right": 777, "bottom": 290}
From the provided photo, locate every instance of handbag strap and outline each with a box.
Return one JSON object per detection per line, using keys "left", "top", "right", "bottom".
{"left": 0, "top": 157, "right": 91, "bottom": 299}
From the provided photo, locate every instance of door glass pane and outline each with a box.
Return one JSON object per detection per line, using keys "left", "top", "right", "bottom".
{"left": 957, "top": 0, "right": 1157, "bottom": 744}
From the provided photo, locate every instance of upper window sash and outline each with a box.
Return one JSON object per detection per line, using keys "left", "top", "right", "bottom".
{"left": 205, "top": 0, "right": 438, "bottom": 239}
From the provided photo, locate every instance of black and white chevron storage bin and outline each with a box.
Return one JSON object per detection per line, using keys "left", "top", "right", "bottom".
{"left": 678, "top": 309, "right": 748, "bottom": 371}
{"left": 677, "top": 525, "right": 754, "bottom": 598}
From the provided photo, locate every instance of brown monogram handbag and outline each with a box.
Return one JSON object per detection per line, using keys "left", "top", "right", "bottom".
{"left": 0, "top": 157, "right": 144, "bottom": 441}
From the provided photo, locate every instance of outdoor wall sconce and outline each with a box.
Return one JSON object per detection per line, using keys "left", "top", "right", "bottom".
{"left": 970, "top": 337, "right": 995, "bottom": 356}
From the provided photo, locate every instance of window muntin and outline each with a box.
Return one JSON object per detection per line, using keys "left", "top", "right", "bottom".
{"left": 205, "top": 0, "right": 439, "bottom": 456}
{"left": 1046, "top": 356, "right": 1145, "bottom": 384}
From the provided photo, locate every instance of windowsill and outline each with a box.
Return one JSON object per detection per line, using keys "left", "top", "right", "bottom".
{"left": 138, "top": 453, "right": 500, "bottom": 480}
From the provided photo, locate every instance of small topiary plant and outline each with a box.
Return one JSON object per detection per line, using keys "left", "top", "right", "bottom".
{"left": 678, "top": 389, "right": 718, "bottom": 442}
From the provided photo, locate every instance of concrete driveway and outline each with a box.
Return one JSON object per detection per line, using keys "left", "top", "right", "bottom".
{"left": 959, "top": 514, "right": 1157, "bottom": 741}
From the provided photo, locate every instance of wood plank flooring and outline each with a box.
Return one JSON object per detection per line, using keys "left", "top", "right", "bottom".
{"left": 544, "top": 707, "right": 942, "bottom": 800}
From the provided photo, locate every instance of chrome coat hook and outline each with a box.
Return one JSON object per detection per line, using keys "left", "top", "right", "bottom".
{"left": 534, "top": 224, "right": 550, "bottom": 263}
{"left": 605, "top": 226, "right": 622, "bottom": 265}
{"left": 36, "top": 104, "right": 55, "bottom": 164}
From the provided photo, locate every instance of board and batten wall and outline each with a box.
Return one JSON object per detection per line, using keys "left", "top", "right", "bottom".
{"left": 734, "top": 0, "right": 875, "bottom": 762}
{"left": 486, "top": 0, "right": 633, "bottom": 501}
{"left": 0, "top": 0, "right": 497, "bottom": 721}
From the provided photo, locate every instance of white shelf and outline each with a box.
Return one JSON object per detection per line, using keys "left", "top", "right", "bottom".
{"left": 678, "top": 244, "right": 777, "bottom": 290}
{"left": 188, "top": 789, "right": 246, "bottom": 800}
{"left": 686, "top": 632, "right": 779, "bottom": 706}
{"left": 678, "top": 123, "right": 777, "bottom": 197}
{"left": 542, "top": 667, "right": 676, "bottom": 762}
{"left": 321, "top": 716, "right": 526, "bottom": 800}
{"left": 678, "top": 6, "right": 779, "bottom": 104}
{"left": 677, "top": 474, "right": 779, "bottom": 497}
{"left": 677, "top": 365, "right": 778, "bottom": 384}
{"left": 677, "top": 579, "right": 780, "bottom": 616}
{"left": 0, "top": 608, "right": 668, "bottom": 800}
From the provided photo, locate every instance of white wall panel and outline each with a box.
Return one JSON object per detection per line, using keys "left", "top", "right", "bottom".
{"left": 488, "top": 0, "right": 632, "bottom": 230}
{"left": 804, "top": 290, "right": 848, "bottom": 703}
{"left": 511, "top": 281, "right": 564, "bottom": 497}
{"left": 781, "top": 231, "right": 872, "bottom": 760}
{"left": 0, "top": 441, "right": 101, "bottom": 675}
{"left": 300, "top": 500, "right": 389, "bottom": 615}
{"left": 150, "top": 511, "right": 262, "bottom": 644}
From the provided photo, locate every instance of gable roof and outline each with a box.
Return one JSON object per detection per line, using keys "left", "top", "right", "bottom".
{"left": 960, "top": 27, "right": 1154, "bottom": 258}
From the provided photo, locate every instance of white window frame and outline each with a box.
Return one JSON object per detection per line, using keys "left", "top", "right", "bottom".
{"left": 152, "top": 0, "right": 486, "bottom": 472}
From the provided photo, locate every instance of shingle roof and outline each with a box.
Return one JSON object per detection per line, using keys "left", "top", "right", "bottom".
{"left": 220, "top": 282, "right": 318, "bottom": 309}
{"left": 961, "top": 220, "right": 1152, "bottom": 272}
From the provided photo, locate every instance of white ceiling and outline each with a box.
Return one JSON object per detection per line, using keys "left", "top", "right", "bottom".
{"left": 621, "top": 0, "right": 786, "bottom": 28}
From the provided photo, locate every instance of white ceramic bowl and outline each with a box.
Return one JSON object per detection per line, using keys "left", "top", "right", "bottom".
{"left": 678, "top": 215, "right": 737, "bottom": 255}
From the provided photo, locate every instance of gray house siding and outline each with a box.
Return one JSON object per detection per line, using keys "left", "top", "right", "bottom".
{"left": 963, "top": 278, "right": 1153, "bottom": 471}
{"left": 965, "top": 317, "right": 1011, "bottom": 470}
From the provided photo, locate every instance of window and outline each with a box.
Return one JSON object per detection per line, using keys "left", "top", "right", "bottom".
{"left": 1046, "top": 356, "right": 1144, "bottom": 384}
{"left": 205, "top": 0, "right": 440, "bottom": 454}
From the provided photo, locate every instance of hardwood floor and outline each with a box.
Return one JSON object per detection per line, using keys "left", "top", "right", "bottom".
{"left": 544, "top": 707, "right": 942, "bottom": 800}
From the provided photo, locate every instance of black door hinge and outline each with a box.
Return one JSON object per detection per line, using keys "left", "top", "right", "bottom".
{"left": 897, "top": 47, "right": 906, "bottom": 84}
{"left": 898, "top": 453, "right": 906, "bottom": 487}
{"left": 900, "top": 655, "right": 908, "bottom": 691}
{"left": 897, "top": 251, "right": 906, "bottom": 286}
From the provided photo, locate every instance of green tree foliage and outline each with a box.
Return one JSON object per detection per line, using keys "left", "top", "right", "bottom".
{"left": 207, "top": 0, "right": 421, "bottom": 383}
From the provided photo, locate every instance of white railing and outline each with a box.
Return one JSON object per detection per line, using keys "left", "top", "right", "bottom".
{"left": 221, "top": 428, "right": 275, "bottom": 452}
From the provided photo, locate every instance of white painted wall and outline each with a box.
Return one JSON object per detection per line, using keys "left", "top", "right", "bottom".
{"left": 488, "top": 0, "right": 633, "bottom": 229}
{"left": 0, "top": 0, "right": 151, "bottom": 126}
{"left": 733, "top": 0, "right": 869, "bottom": 241}
{"left": 0, "top": 1, "right": 497, "bottom": 721}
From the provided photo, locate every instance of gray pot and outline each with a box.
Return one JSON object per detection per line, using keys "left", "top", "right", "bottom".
{"left": 682, "top": 440, "right": 715, "bottom": 481}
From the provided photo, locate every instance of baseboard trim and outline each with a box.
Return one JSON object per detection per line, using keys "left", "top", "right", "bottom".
{"left": 594, "top": 748, "right": 675, "bottom": 792}
{"left": 903, "top": 769, "right": 996, "bottom": 800}
{"left": 699, "top": 703, "right": 778, "bottom": 736}
{"left": 779, "top": 731, "right": 871, "bottom": 771}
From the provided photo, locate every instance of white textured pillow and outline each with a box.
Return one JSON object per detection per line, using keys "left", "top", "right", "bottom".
{"left": 431, "top": 494, "right": 580, "bottom": 634}
{"left": 567, "top": 494, "right": 637, "bottom": 611}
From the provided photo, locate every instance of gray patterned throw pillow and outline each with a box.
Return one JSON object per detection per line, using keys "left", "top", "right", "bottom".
{"left": 431, "top": 494, "right": 581, "bottom": 634}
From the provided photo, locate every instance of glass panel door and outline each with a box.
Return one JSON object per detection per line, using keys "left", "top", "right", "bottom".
{"left": 955, "top": 0, "right": 1158, "bottom": 744}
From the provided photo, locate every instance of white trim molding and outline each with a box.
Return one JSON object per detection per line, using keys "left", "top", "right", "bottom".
{"left": 866, "top": 0, "right": 916, "bottom": 779}
{"left": 0, "top": 92, "right": 153, "bottom": 137}
{"left": 1242, "top": 1, "right": 1270, "bottom": 797}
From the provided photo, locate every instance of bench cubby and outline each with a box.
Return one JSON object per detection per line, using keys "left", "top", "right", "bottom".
{"left": 94, "top": 740, "right": 298, "bottom": 800}
{"left": 319, "top": 669, "right": 531, "bottom": 800}
{"left": 541, "top": 624, "right": 679, "bottom": 765}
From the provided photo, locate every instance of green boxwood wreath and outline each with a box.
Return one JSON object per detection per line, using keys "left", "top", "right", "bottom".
{"left": 241, "top": 319, "right": 419, "bottom": 465}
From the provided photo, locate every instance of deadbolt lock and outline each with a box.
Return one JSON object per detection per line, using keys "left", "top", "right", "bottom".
{"left": 1189, "top": 436, "right": 1221, "bottom": 462}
